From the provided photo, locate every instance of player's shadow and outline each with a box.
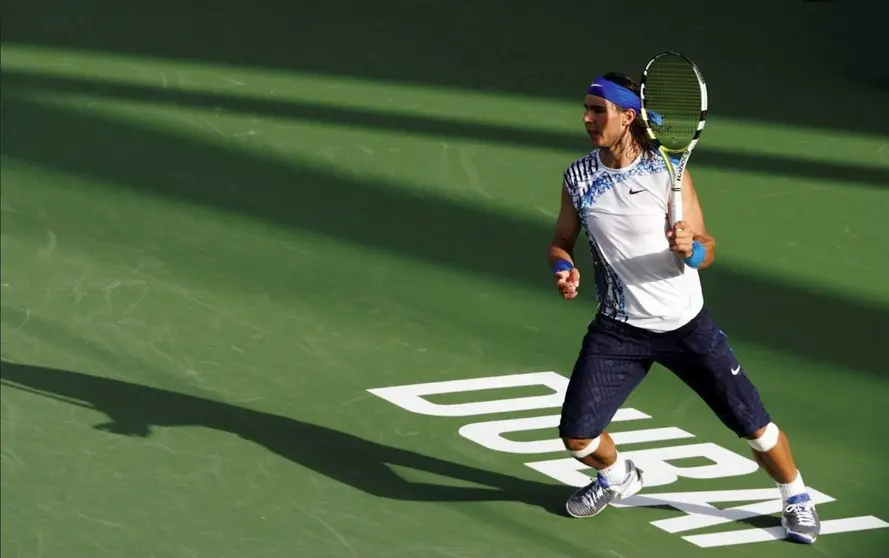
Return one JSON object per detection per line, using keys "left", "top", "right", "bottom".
{"left": 0, "top": 360, "right": 561, "bottom": 512}
{"left": 0, "top": 360, "right": 788, "bottom": 533}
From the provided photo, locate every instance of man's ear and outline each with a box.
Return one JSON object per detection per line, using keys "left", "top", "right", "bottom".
{"left": 623, "top": 108, "right": 637, "bottom": 126}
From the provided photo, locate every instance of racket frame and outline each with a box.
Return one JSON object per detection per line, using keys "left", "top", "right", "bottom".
{"left": 639, "top": 50, "right": 708, "bottom": 227}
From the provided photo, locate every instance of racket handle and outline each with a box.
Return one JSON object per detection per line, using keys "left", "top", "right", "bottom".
{"left": 670, "top": 188, "right": 684, "bottom": 226}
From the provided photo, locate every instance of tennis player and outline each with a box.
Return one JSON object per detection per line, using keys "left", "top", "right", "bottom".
{"left": 547, "top": 72, "right": 820, "bottom": 543}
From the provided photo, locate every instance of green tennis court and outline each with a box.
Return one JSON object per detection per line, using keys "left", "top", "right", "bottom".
{"left": 2, "top": 1, "right": 888, "bottom": 556}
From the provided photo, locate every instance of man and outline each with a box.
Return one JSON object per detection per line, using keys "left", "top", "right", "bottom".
{"left": 547, "top": 72, "right": 821, "bottom": 544}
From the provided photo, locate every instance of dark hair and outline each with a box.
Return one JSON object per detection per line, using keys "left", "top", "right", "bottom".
{"left": 602, "top": 71, "right": 657, "bottom": 156}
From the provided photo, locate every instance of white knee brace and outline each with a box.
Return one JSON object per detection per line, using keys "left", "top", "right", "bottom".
{"left": 747, "top": 422, "right": 780, "bottom": 452}
{"left": 568, "top": 436, "right": 601, "bottom": 458}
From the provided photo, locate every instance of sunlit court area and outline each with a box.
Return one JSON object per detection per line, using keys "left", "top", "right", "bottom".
{"left": 2, "top": 1, "right": 888, "bottom": 556}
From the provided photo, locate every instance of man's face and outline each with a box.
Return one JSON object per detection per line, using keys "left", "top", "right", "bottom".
{"left": 583, "top": 94, "right": 634, "bottom": 148}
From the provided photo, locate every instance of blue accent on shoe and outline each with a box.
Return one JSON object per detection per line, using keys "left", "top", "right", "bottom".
{"left": 786, "top": 493, "right": 811, "bottom": 505}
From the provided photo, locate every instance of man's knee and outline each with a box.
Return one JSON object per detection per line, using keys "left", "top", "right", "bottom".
{"left": 562, "top": 433, "right": 620, "bottom": 466}
{"left": 746, "top": 421, "right": 781, "bottom": 452}
{"left": 562, "top": 435, "right": 605, "bottom": 459}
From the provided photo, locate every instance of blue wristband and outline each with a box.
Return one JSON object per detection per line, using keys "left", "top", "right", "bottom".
{"left": 552, "top": 258, "right": 574, "bottom": 274}
{"left": 682, "top": 240, "right": 706, "bottom": 268}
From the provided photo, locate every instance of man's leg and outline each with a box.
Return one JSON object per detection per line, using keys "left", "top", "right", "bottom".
{"left": 746, "top": 423, "right": 801, "bottom": 485}
{"left": 657, "top": 310, "right": 821, "bottom": 543}
{"left": 559, "top": 317, "right": 651, "bottom": 518}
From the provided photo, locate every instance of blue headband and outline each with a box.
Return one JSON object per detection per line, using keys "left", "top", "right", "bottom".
{"left": 587, "top": 77, "right": 663, "bottom": 125}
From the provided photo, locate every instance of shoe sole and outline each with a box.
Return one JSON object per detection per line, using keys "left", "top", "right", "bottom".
{"left": 785, "top": 532, "right": 817, "bottom": 544}
{"left": 565, "top": 503, "right": 604, "bottom": 519}
{"left": 613, "top": 471, "right": 643, "bottom": 501}
{"left": 781, "top": 518, "right": 818, "bottom": 544}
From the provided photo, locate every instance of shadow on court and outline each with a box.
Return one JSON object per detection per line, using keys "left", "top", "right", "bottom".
{"left": 3, "top": 70, "right": 886, "bottom": 189}
{"left": 0, "top": 88, "right": 884, "bottom": 380}
{"left": 3, "top": 0, "right": 884, "bottom": 136}
{"left": 0, "top": 361, "right": 556, "bottom": 510}
{"left": 0, "top": 360, "right": 786, "bottom": 533}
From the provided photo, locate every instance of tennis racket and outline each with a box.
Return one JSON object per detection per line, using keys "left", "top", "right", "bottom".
{"left": 639, "top": 51, "right": 708, "bottom": 227}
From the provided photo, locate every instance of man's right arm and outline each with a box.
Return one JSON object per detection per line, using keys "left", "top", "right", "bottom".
{"left": 548, "top": 183, "right": 582, "bottom": 268}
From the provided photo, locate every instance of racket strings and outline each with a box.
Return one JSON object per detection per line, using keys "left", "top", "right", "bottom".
{"left": 643, "top": 58, "right": 703, "bottom": 150}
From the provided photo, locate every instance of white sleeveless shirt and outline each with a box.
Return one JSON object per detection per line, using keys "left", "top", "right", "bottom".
{"left": 563, "top": 149, "right": 704, "bottom": 333}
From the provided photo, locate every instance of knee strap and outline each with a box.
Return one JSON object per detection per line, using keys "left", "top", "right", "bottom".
{"left": 747, "top": 422, "right": 780, "bottom": 452}
{"left": 569, "top": 436, "right": 601, "bottom": 458}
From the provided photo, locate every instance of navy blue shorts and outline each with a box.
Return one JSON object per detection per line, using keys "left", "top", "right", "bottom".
{"left": 559, "top": 308, "right": 771, "bottom": 440}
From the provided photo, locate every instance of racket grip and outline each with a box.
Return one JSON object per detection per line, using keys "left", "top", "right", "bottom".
{"left": 669, "top": 189, "right": 684, "bottom": 226}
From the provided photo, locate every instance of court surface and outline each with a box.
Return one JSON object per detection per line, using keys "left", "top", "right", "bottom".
{"left": 2, "top": 1, "right": 889, "bottom": 557}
